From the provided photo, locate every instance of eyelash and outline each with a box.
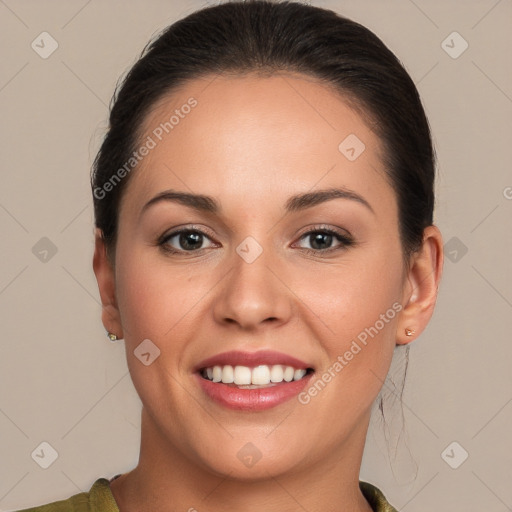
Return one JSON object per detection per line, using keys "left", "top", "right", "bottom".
{"left": 157, "top": 224, "right": 355, "bottom": 256}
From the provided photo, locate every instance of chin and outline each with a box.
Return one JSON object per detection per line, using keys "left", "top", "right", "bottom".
{"left": 198, "top": 448, "right": 304, "bottom": 482}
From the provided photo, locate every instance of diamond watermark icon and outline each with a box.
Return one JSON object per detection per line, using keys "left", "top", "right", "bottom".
{"left": 32, "top": 237, "right": 58, "bottom": 263}
{"left": 31, "top": 441, "right": 59, "bottom": 469}
{"left": 237, "top": 442, "right": 262, "bottom": 468}
{"left": 236, "top": 236, "right": 263, "bottom": 264}
{"left": 444, "top": 236, "right": 468, "bottom": 263}
{"left": 338, "top": 134, "right": 365, "bottom": 161}
{"left": 134, "top": 338, "right": 161, "bottom": 366}
{"left": 31, "top": 31, "right": 59, "bottom": 59}
{"left": 441, "top": 31, "right": 468, "bottom": 59}
{"left": 441, "top": 441, "right": 468, "bottom": 469}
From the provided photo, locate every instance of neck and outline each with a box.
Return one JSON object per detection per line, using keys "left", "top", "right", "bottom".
{"left": 110, "top": 408, "right": 374, "bottom": 512}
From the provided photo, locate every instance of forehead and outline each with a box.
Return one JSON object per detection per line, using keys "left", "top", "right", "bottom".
{"left": 120, "top": 72, "right": 395, "bottom": 219}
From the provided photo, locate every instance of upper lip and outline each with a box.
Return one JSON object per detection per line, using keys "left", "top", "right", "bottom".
{"left": 193, "top": 350, "right": 314, "bottom": 372}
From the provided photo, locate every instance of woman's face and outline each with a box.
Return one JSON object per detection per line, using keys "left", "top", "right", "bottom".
{"left": 109, "top": 72, "right": 411, "bottom": 478}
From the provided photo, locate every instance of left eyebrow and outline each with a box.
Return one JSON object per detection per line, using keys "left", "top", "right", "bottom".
{"left": 284, "top": 187, "right": 375, "bottom": 215}
{"left": 139, "top": 186, "right": 375, "bottom": 220}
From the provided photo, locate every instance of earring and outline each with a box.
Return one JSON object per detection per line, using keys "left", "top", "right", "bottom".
{"left": 106, "top": 331, "right": 118, "bottom": 342}
{"left": 405, "top": 328, "right": 415, "bottom": 337}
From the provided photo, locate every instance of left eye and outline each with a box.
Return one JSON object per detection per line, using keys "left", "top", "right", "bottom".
{"left": 296, "top": 229, "right": 353, "bottom": 252}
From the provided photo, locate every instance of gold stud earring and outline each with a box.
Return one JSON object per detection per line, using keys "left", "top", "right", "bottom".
{"left": 405, "top": 328, "right": 415, "bottom": 337}
{"left": 106, "top": 331, "right": 118, "bottom": 342}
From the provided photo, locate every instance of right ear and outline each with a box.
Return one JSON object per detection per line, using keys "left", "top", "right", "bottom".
{"left": 92, "top": 228, "right": 124, "bottom": 340}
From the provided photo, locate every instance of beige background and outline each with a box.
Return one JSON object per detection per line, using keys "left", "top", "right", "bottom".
{"left": 1, "top": 0, "right": 511, "bottom": 510}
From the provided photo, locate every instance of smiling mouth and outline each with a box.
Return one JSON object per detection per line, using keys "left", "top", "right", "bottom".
{"left": 199, "top": 364, "right": 315, "bottom": 389}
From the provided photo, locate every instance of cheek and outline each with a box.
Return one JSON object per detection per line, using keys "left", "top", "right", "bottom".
{"left": 114, "top": 252, "right": 199, "bottom": 414}
{"left": 295, "top": 243, "right": 403, "bottom": 338}
{"left": 115, "top": 248, "right": 205, "bottom": 342}
{"left": 291, "top": 245, "right": 404, "bottom": 408}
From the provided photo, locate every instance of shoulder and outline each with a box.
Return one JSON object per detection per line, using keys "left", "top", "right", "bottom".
{"left": 360, "top": 481, "right": 398, "bottom": 512}
{"left": 13, "top": 478, "right": 119, "bottom": 512}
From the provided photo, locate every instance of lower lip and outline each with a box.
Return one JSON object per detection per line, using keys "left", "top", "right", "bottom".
{"left": 195, "top": 372, "right": 314, "bottom": 411}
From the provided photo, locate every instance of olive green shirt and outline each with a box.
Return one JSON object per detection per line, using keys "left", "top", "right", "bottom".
{"left": 16, "top": 478, "right": 397, "bottom": 511}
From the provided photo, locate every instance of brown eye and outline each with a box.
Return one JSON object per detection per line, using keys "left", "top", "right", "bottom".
{"left": 159, "top": 228, "right": 216, "bottom": 253}
{"left": 296, "top": 227, "right": 354, "bottom": 254}
{"left": 307, "top": 232, "right": 335, "bottom": 251}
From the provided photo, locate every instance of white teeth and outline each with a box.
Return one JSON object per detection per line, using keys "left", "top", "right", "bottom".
{"left": 283, "top": 366, "right": 295, "bottom": 382}
{"left": 294, "top": 369, "right": 307, "bottom": 381}
{"left": 270, "top": 364, "right": 284, "bottom": 382}
{"left": 202, "top": 364, "right": 310, "bottom": 386}
{"left": 234, "top": 365, "right": 252, "bottom": 385}
{"left": 221, "top": 365, "right": 234, "bottom": 383}
{"left": 212, "top": 365, "right": 222, "bottom": 383}
{"left": 251, "top": 365, "right": 270, "bottom": 385}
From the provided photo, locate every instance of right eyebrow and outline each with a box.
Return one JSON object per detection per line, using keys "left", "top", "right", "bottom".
{"left": 139, "top": 190, "right": 219, "bottom": 221}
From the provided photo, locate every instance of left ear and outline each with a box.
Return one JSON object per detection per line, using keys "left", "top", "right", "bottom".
{"left": 396, "top": 225, "right": 444, "bottom": 345}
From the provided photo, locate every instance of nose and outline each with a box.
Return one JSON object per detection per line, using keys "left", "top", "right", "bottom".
{"left": 212, "top": 244, "right": 293, "bottom": 331}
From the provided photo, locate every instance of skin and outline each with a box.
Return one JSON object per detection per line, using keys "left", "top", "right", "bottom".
{"left": 93, "top": 72, "right": 443, "bottom": 512}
